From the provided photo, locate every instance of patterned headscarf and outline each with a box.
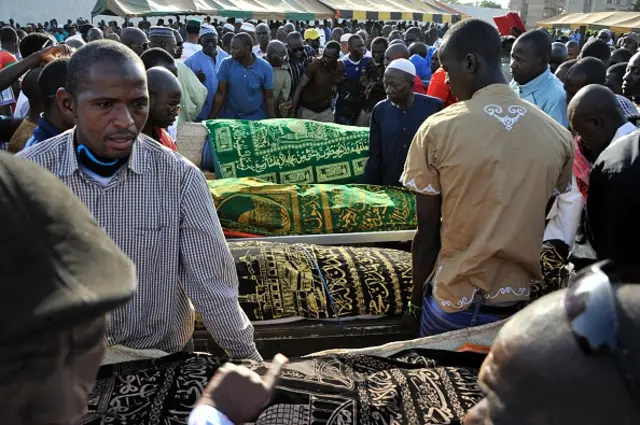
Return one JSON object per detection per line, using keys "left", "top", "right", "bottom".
{"left": 200, "top": 24, "right": 216, "bottom": 38}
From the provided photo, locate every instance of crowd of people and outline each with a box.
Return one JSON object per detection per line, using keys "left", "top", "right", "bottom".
{"left": 0, "top": 9, "right": 639, "bottom": 425}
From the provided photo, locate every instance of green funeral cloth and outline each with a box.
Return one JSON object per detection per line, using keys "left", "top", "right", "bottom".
{"left": 204, "top": 118, "right": 369, "bottom": 184}
{"left": 209, "top": 178, "right": 417, "bottom": 236}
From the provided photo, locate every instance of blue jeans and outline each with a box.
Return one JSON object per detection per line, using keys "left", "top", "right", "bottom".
{"left": 420, "top": 295, "right": 509, "bottom": 337}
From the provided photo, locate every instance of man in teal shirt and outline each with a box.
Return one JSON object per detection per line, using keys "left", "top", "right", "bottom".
{"left": 510, "top": 29, "right": 568, "bottom": 127}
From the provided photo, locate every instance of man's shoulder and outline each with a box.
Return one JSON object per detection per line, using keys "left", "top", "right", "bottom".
{"left": 415, "top": 93, "right": 444, "bottom": 108}
{"left": 137, "top": 134, "right": 203, "bottom": 177}
{"left": 595, "top": 130, "right": 640, "bottom": 174}
{"left": 18, "top": 131, "right": 71, "bottom": 160}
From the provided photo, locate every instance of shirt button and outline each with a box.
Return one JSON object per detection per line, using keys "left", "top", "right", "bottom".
{"left": 403, "top": 128, "right": 406, "bottom": 131}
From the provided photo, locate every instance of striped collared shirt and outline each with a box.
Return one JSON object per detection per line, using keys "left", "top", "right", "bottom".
{"left": 288, "top": 45, "right": 316, "bottom": 96}
{"left": 18, "top": 130, "right": 261, "bottom": 360}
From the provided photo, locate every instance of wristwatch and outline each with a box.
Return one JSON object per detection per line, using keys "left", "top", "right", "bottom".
{"left": 407, "top": 301, "right": 422, "bottom": 318}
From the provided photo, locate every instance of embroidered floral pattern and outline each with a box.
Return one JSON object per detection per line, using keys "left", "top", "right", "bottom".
{"left": 402, "top": 178, "right": 441, "bottom": 195}
{"left": 484, "top": 104, "right": 527, "bottom": 131}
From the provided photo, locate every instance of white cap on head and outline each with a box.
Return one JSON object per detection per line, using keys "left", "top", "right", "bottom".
{"left": 386, "top": 59, "right": 416, "bottom": 77}
{"left": 340, "top": 33, "right": 352, "bottom": 43}
{"left": 240, "top": 22, "right": 255, "bottom": 32}
{"left": 223, "top": 23, "right": 235, "bottom": 31}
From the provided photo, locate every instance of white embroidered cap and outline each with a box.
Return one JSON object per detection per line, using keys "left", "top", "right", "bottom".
{"left": 387, "top": 59, "right": 417, "bottom": 77}
{"left": 340, "top": 33, "right": 352, "bottom": 42}
{"left": 223, "top": 23, "right": 235, "bottom": 31}
{"left": 240, "top": 22, "right": 255, "bottom": 32}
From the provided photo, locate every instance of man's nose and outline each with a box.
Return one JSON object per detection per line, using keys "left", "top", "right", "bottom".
{"left": 112, "top": 104, "right": 135, "bottom": 128}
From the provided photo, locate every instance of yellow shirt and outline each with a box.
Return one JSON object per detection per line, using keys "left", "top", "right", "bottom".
{"left": 401, "top": 84, "right": 573, "bottom": 312}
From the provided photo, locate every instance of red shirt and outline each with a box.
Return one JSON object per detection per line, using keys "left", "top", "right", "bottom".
{"left": 154, "top": 128, "right": 178, "bottom": 151}
{"left": 0, "top": 50, "right": 17, "bottom": 69}
{"left": 427, "top": 68, "right": 458, "bottom": 107}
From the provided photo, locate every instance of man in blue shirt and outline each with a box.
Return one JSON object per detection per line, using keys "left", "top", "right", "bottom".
{"left": 24, "top": 58, "right": 73, "bottom": 149}
{"left": 184, "top": 24, "right": 229, "bottom": 120}
{"left": 335, "top": 34, "right": 370, "bottom": 126}
{"left": 363, "top": 59, "right": 442, "bottom": 186}
{"left": 510, "top": 29, "right": 568, "bottom": 127}
{"left": 211, "top": 33, "right": 275, "bottom": 120}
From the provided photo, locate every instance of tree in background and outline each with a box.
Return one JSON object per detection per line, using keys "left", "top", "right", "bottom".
{"left": 479, "top": 0, "right": 503, "bottom": 8}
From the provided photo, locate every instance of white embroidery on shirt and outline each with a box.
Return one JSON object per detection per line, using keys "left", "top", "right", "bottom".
{"left": 484, "top": 104, "right": 527, "bottom": 131}
{"left": 402, "top": 178, "right": 441, "bottom": 195}
{"left": 434, "top": 284, "right": 532, "bottom": 310}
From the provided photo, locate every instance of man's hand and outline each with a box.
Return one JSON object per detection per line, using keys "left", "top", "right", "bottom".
{"left": 279, "top": 100, "right": 292, "bottom": 117}
{"left": 38, "top": 44, "right": 72, "bottom": 64}
{"left": 198, "top": 354, "right": 288, "bottom": 424}
{"left": 195, "top": 72, "right": 206, "bottom": 83}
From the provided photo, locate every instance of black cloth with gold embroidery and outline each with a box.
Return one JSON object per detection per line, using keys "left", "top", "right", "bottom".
{"left": 230, "top": 241, "right": 413, "bottom": 322}
{"left": 83, "top": 349, "right": 485, "bottom": 424}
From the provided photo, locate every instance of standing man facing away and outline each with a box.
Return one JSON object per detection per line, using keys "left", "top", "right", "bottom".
{"left": 18, "top": 40, "right": 261, "bottom": 361}
{"left": 510, "top": 29, "right": 569, "bottom": 127}
{"left": 181, "top": 19, "right": 203, "bottom": 61}
{"left": 362, "top": 59, "right": 442, "bottom": 186}
{"left": 211, "top": 32, "right": 275, "bottom": 120}
{"left": 401, "top": 19, "right": 573, "bottom": 336}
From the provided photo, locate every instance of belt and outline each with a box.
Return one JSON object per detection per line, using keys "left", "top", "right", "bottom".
{"left": 477, "top": 302, "right": 525, "bottom": 316}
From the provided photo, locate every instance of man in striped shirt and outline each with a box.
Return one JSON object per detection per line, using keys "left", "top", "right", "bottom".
{"left": 18, "top": 39, "right": 261, "bottom": 361}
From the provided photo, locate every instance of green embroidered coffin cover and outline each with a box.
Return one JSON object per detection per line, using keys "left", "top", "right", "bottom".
{"left": 209, "top": 178, "right": 417, "bottom": 236}
{"left": 204, "top": 119, "right": 369, "bottom": 184}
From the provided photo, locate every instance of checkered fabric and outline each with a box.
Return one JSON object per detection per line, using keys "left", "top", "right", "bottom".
{"left": 616, "top": 94, "right": 640, "bottom": 123}
{"left": 17, "top": 130, "right": 261, "bottom": 360}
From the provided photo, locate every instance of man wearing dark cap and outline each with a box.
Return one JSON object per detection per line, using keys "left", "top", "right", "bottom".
{"left": 181, "top": 19, "right": 202, "bottom": 61}
{"left": 0, "top": 151, "right": 136, "bottom": 425}
{"left": 18, "top": 40, "right": 261, "bottom": 361}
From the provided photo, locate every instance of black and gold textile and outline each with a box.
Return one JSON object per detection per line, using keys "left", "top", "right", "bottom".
{"left": 231, "top": 241, "right": 412, "bottom": 321}
{"left": 532, "top": 239, "right": 571, "bottom": 302}
{"left": 82, "top": 349, "right": 485, "bottom": 425}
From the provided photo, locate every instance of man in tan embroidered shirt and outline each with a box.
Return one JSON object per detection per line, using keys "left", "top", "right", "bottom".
{"left": 400, "top": 19, "right": 574, "bottom": 336}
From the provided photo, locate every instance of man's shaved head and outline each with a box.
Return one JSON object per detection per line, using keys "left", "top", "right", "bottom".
{"left": 147, "top": 66, "right": 181, "bottom": 93}
{"left": 564, "top": 57, "right": 606, "bottom": 102}
{"left": 385, "top": 42, "right": 410, "bottom": 66}
{"left": 120, "top": 27, "right": 149, "bottom": 56}
{"left": 555, "top": 58, "right": 577, "bottom": 83}
{"left": 266, "top": 39, "right": 285, "bottom": 55}
{"left": 466, "top": 285, "right": 640, "bottom": 424}
{"left": 568, "top": 84, "right": 626, "bottom": 162}
{"left": 87, "top": 28, "right": 103, "bottom": 42}
{"left": 408, "top": 42, "right": 428, "bottom": 58}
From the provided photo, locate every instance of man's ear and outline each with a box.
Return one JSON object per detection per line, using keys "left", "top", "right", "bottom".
{"left": 465, "top": 53, "right": 478, "bottom": 73}
{"left": 56, "top": 87, "right": 75, "bottom": 121}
